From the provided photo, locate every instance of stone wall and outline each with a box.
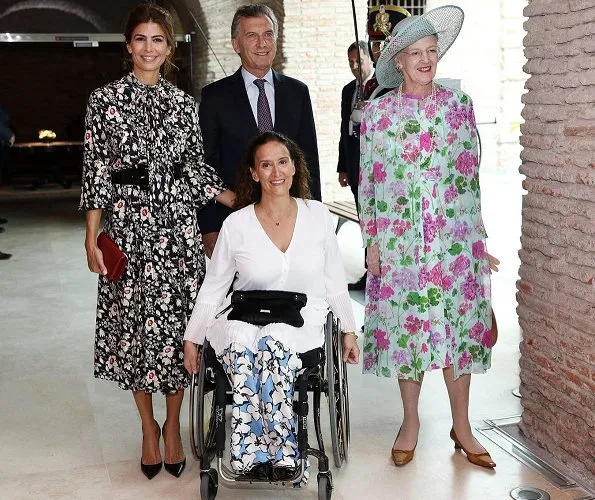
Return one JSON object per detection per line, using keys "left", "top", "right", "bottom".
{"left": 517, "top": 0, "right": 595, "bottom": 488}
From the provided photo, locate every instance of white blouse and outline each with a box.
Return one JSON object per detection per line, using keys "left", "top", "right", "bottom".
{"left": 184, "top": 199, "right": 357, "bottom": 355}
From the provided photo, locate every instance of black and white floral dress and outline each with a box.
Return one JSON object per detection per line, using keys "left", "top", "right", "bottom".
{"left": 80, "top": 73, "right": 225, "bottom": 394}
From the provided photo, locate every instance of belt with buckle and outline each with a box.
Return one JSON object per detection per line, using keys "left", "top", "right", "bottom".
{"left": 111, "top": 163, "right": 183, "bottom": 186}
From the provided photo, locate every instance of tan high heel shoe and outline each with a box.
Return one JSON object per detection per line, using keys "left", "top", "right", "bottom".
{"left": 450, "top": 428, "right": 496, "bottom": 468}
{"left": 391, "top": 428, "right": 417, "bottom": 466}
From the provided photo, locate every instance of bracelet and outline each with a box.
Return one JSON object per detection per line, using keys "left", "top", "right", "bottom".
{"left": 342, "top": 331, "right": 359, "bottom": 340}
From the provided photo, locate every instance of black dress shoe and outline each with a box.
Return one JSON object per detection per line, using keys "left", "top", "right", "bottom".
{"left": 0, "top": 251, "right": 11, "bottom": 260}
{"left": 244, "top": 462, "right": 270, "bottom": 480}
{"left": 164, "top": 458, "right": 186, "bottom": 478}
{"left": 348, "top": 274, "right": 367, "bottom": 291}
{"left": 141, "top": 420, "right": 162, "bottom": 480}
{"left": 0, "top": 217, "right": 7, "bottom": 224}
{"left": 0, "top": 227, "right": 5, "bottom": 234}
{"left": 272, "top": 466, "right": 297, "bottom": 482}
{"left": 163, "top": 419, "right": 186, "bottom": 478}
{"left": 141, "top": 460, "right": 162, "bottom": 480}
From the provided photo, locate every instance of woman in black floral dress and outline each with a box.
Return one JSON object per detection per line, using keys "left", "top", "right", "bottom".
{"left": 81, "top": 4, "right": 235, "bottom": 480}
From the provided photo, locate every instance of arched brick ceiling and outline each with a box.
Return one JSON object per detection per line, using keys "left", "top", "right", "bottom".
{"left": 0, "top": 0, "right": 109, "bottom": 31}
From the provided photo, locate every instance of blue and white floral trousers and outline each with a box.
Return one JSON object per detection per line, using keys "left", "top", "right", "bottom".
{"left": 218, "top": 336, "right": 308, "bottom": 482}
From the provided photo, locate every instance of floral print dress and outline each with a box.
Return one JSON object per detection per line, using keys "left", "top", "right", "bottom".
{"left": 80, "top": 73, "right": 225, "bottom": 394}
{"left": 358, "top": 85, "right": 493, "bottom": 381}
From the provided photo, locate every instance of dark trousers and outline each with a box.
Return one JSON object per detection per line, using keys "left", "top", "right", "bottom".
{"left": 350, "top": 183, "right": 367, "bottom": 271}
{"left": 350, "top": 184, "right": 358, "bottom": 209}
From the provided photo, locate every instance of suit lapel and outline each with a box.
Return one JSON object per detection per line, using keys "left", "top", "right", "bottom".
{"left": 348, "top": 79, "right": 357, "bottom": 99}
{"left": 272, "top": 70, "right": 289, "bottom": 134}
{"left": 232, "top": 68, "right": 259, "bottom": 133}
{"left": 344, "top": 80, "right": 357, "bottom": 114}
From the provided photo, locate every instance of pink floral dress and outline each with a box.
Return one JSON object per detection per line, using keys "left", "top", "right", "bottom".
{"left": 358, "top": 85, "right": 493, "bottom": 381}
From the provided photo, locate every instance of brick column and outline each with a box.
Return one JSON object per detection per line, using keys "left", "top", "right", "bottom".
{"left": 517, "top": 0, "right": 595, "bottom": 488}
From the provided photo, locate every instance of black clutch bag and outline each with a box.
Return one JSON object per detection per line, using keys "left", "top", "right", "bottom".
{"left": 220, "top": 290, "right": 307, "bottom": 327}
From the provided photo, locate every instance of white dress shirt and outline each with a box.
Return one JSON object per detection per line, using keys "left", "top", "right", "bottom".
{"left": 184, "top": 199, "right": 356, "bottom": 355}
{"left": 241, "top": 67, "right": 275, "bottom": 127}
{"left": 349, "top": 69, "right": 375, "bottom": 135}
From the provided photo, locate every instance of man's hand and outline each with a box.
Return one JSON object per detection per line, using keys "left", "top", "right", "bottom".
{"left": 8, "top": 134, "right": 15, "bottom": 147}
{"left": 214, "top": 189, "right": 236, "bottom": 208}
{"left": 338, "top": 172, "right": 349, "bottom": 187}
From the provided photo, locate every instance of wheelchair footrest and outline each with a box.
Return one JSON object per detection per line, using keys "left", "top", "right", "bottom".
{"left": 232, "top": 463, "right": 301, "bottom": 484}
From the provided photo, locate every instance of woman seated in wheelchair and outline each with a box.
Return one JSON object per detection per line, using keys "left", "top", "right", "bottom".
{"left": 184, "top": 131, "right": 360, "bottom": 482}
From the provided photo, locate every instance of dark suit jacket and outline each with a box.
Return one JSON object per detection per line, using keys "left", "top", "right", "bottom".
{"left": 337, "top": 80, "right": 360, "bottom": 192}
{"left": 198, "top": 67, "right": 321, "bottom": 233}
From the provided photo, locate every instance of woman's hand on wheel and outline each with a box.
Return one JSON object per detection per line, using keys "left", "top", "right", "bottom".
{"left": 184, "top": 341, "right": 201, "bottom": 374}
{"left": 366, "top": 243, "right": 381, "bottom": 277}
{"left": 85, "top": 241, "right": 107, "bottom": 275}
{"left": 342, "top": 334, "right": 360, "bottom": 364}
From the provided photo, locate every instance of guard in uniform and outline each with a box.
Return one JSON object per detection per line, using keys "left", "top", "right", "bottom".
{"left": 364, "top": 1, "right": 410, "bottom": 99}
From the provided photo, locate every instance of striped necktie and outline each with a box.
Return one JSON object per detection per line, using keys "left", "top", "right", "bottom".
{"left": 254, "top": 79, "right": 273, "bottom": 132}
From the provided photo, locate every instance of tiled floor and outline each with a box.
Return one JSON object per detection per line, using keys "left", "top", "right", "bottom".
{"left": 0, "top": 174, "right": 589, "bottom": 499}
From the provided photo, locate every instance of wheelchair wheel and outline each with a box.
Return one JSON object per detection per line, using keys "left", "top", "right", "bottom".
{"left": 325, "top": 314, "right": 350, "bottom": 468}
{"left": 189, "top": 346, "right": 217, "bottom": 460}
{"left": 317, "top": 472, "right": 333, "bottom": 500}
{"left": 200, "top": 469, "right": 218, "bottom": 500}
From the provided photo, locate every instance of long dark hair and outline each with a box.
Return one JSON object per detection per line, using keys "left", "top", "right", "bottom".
{"left": 124, "top": 3, "right": 175, "bottom": 76}
{"left": 235, "top": 132, "right": 312, "bottom": 208}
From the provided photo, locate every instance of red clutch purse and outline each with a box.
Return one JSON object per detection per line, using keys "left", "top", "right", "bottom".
{"left": 97, "top": 231, "right": 128, "bottom": 281}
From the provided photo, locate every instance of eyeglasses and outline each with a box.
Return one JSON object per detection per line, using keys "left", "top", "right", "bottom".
{"left": 400, "top": 47, "right": 439, "bottom": 60}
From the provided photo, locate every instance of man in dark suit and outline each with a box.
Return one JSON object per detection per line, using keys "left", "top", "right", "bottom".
{"left": 337, "top": 41, "right": 374, "bottom": 202}
{"left": 198, "top": 4, "right": 321, "bottom": 257}
{"left": 337, "top": 41, "right": 374, "bottom": 290}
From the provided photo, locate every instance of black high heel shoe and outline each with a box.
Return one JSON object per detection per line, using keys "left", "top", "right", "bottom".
{"left": 163, "top": 420, "right": 186, "bottom": 478}
{"left": 141, "top": 420, "right": 162, "bottom": 480}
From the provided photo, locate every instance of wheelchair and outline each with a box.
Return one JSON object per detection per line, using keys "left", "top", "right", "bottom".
{"left": 189, "top": 312, "right": 350, "bottom": 499}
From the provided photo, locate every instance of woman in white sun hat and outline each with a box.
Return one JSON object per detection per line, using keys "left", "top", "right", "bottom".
{"left": 358, "top": 5, "right": 498, "bottom": 469}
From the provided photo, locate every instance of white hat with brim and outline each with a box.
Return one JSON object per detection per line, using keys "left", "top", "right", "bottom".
{"left": 375, "top": 5, "right": 464, "bottom": 89}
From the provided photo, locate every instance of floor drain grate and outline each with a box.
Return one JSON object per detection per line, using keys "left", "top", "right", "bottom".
{"left": 478, "top": 416, "right": 577, "bottom": 488}
{"left": 510, "top": 487, "right": 551, "bottom": 500}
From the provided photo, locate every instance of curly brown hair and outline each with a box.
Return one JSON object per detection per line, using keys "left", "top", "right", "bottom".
{"left": 235, "top": 132, "right": 312, "bottom": 208}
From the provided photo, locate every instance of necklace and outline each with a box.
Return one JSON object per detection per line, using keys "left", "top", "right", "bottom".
{"left": 259, "top": 201, "right": 293, "bottom": 227}
{"left": 396, "top": 83, "right": 436, "bottom": 130}
{"left": 396, "top": 83, "right": 437, "bottom": 160}
{"left": 265, "top": 212, "right": 281, "bottom": 226}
